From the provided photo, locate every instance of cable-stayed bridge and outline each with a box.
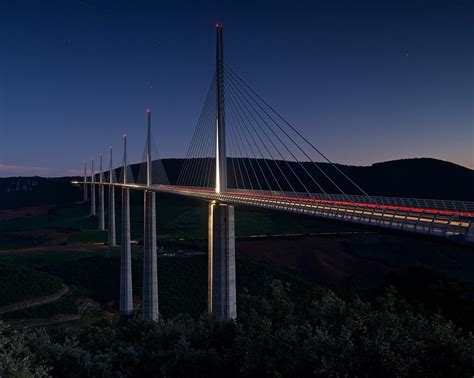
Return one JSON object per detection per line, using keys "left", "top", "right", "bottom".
{"left": 78, "top": 25, "right": 474, "bottom": 322}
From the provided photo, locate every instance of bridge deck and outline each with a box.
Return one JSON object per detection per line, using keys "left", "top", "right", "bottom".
{"left": 81, "top": 182, "right": 474, "bottom": 241}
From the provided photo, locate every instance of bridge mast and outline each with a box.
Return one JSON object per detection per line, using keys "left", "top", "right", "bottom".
{"left": 215, "top": 24, "right": 227, "bottom": 194}
{"left": 146, "top": 109, "right": 152, "bottom": 187}
{"left": 208, "top": 24, "right": 236, "bottom": 320}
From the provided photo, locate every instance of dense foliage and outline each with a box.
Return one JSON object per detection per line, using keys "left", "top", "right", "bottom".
{"left": 0, "top": 264, "right": 63, "bottom": 307}
{"left": 1, "top": 280, "right": 473, "bottom": 378}
{"left": 383, "top": 266, "right": 474, "bottom": 332}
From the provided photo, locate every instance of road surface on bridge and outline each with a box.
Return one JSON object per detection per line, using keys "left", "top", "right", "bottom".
{"left": 80, "top": 181, "right": 474, "bottom": 240}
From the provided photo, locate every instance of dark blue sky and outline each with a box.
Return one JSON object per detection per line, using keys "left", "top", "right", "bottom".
{"left": 0, "top": 0, "right": 472, "bottom": 176}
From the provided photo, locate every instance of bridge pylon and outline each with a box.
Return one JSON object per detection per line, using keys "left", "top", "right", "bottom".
{"left": 90, "top": 158, "right": 96, "bottom": 216}
{"left": 142, "top": 109, "right": 159, "bottom": 321}
{"left": 208, "top": 24, "right": 237, "bottom": 320}
{"left": 119, "top": 134, "right": 133, "bottom": 317}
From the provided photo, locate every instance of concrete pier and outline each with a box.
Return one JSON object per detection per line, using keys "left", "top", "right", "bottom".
{"left": 91, "top": 184, "right": 96, "bottom": 215}
{"left": 99, "top": 185, "right": 105, "bottom": 230}
{"left": 142, "top": 190, "right": 159, "bottom": 320}
{"left": 108, "top": 186, "right": 116, "bottom": 247}
{"left": 142, "top": 109, "right": 159, "bottom": 321}
{"left": 119, "top": 187, "right": 133, "bottom": 316}
{"left": 83, "top": 161, "right": 88, "bottom": 202}
{"left": 90, "top": 159, "right": 96, "bottom": 216}
{"left": 208, "top": 202, "right": 236, "bottom": 320}
{"left": 98, "top": 154, "right": 105, "bottom": 231}
{"left": 108, "top": 147, "right": 116, "bottom": 247}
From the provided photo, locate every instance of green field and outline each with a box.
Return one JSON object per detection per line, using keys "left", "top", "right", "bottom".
{"left": 0, "top": 192, "right": 361, "bottom": 321}
{"left": 1, "top": 192, "right": 473, "bottom": 331}
{"left": 0, "top": 191, "right": 363, "bottom": 251}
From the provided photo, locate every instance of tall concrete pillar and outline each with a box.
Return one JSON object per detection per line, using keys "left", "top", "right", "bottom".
{"left": 90, "top": 158, "right": 96, "bottom": 216}
{"left": 83, "top": 161, "right": 88, "bottom": 202}
{"left": 207, "top": 25, "right": 236, "bottom": 320}
{"left": 120, "top": 135, "right": 133, "bottom": 317}
{"left": 143, "top": 190, "right": 158, "bottom": 320}
{"left": 108, "top": 147, "right": 116, "bottom": 247}
{"left": 142, "top": 109, "right": 159, "bottom": 321}
{"left": 120, "top": 188, "right": 133, "bottom": 316}
{"left": 98, "top": 154, "right": 105, "bottom": 231}
{"left": 208, "top": 202, "right": 236, "bottom": 320}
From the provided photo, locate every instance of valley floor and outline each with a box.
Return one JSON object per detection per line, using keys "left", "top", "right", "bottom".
{"left": 0, "top": 198, "right": 473, "bottom": 329}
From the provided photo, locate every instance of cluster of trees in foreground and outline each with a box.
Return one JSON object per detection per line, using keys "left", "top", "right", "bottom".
{"left": 1, "top": 280, "right": 473, "bottom": 378}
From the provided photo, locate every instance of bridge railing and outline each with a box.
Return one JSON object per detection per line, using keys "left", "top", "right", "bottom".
{"left": 154, "top": 185, "right": 472, "bottom": 238}
{"left": 225, "top": 189, "right": 474, "bottom": 214}
{"left": 78, "top": 182, "right": 472, "bottom": 239}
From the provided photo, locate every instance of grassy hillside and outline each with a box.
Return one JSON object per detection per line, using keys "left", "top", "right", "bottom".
{"left": 0, "top": 263, "right": 63, "bottom": 307}
{"left": 0, "top": 196, "right": 364, "bottom": 251}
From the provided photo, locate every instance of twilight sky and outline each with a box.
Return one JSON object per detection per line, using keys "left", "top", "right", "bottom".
{"left": 0, "top": 0, "right": 472, "bottom": 177}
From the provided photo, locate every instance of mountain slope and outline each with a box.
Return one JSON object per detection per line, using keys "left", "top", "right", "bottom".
{"left": 154, "top": 157, "right": 473, "bottom": 201}
{"left": 1, "top": 158, "right": 472, "bottom": 210}
{"left": 338, "top": 158, "right": 474, "bottom": 200}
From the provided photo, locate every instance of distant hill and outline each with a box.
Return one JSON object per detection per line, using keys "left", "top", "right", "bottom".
{"left": 154, "top": 157, "right": 474, "bottom": 201}
{"left": 0, "top": 176, "right": 82, "bottom": 209}
{"left": 335, "top": 158, "right": 474, "bottom": 201}
{"left": 0, "top": 158, "right": 472, "bottom": 210}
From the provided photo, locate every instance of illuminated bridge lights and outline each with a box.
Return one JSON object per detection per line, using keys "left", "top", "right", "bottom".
{"left": 76, "top": 181, "right": 473, "bottom": 238}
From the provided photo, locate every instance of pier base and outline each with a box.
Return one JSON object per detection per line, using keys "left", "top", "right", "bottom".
{"left": 208, "top": 202, "right": 236, "bottom": 320}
